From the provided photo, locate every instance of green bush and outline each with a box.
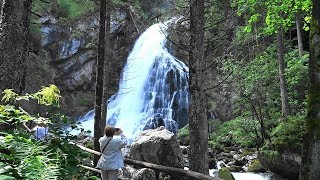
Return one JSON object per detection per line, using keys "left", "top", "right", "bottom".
{"left": 177, "top": 125, "right": 190, "bottom": 145}
{"left": 209, "top": 117, "right": 259, "bottom": 147}
{"left": 58, "top": 0, "right": 95, "bottom": 19}
{"left": 178, "top": 124, "right": 189, "bottom": 139}
{"left": 265, "top": 115, "right": 305, "bottom": 153}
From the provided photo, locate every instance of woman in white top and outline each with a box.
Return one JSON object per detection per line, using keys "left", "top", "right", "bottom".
{"left": 32, "top": 120, "right": 48, "bottom": 140}
{"left": 96, "top": 126, "right": 127, "bottom": 180}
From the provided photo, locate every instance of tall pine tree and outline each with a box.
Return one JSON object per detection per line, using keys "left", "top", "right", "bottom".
{"left": 188, "top": 0, "right": 209, "bottom": 174}
{"left": 94, "top": 0, "right": 107, "bottom": 165}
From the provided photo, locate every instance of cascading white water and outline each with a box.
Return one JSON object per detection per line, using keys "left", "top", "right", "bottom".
{"left": 76, "top": 19, "right": 189, "bottom": 142}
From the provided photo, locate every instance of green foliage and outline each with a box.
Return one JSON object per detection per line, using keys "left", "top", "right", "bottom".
{"left": 1, "top": 85, "right": 62, "bottom": 107}
{"left": 45, "top": 138, "right": 93, "bottom": 179}
{"left": 58, "top": 0, "right": 95, "bottom": 19}
{"left": 285, "top": 50, "right": 308, "bottom": 112}
{"left": 0, "top": 134, "right": 60, "bottom": 179}
{"left": 232, "top": 0, "right": 312, "bottom": 35}
{"left": 221, "top": 39, "right": 308, "bottom": 148}
{"left": 209, "top": 118, "right": 259, "bottom": 147}
{"left": 0, "top": 132, "right": 95, "bottom": 179}
{"left": 224, "top": 43, "right": 280, "bottom": 121}
{"left": 0, "top": 175, "right": 15, "bottom": 180}
{"left": 177, "top": 124, "right": 189, "bottom": 139}
{"left": 0, "top": 85, "right": 97, "bottom": 180}
{"left": 33, "top": 85, "right": 61, "bottom": 106}
{"left": 0, "top": 105, "right": 34, "bottom": 125}
{"left": 225, "top": 42, "right": 308, "bottom": 122}
{"left": 259, "top": 149, "right": 281, "bottom": 159}
{"left": 1, "top": 90, "right": 18, "bottom": 103}
{"left": 266, "top": 115, "right": 305, "bottom": 153}
{"left": 0, "top": 85, "right": 61, "bottom": 126}
{"left": 32, "top": 0, "right": 50, "bottom": 15}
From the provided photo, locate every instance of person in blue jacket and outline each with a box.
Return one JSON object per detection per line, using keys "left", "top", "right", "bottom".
{"left": 96, "top": 126, "right": 127, "bottom": 180}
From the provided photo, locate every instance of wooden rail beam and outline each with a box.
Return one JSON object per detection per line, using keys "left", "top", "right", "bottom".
{"left": 70, "top": 142, "right": 217, "bottom": 180}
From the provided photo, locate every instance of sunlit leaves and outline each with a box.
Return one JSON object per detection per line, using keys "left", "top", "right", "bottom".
{"left": 1, "top": 85, "right": 61, "bottom": 106}
{"left": 1, "top": 90, "right": 18, "bottom": 103}
{"left": 232, "top": 0, "right": 312, "bottom": 35}
{"left": 0, "top": 105, "right": 35, "bottom": 125}
{"left": 33, "top": 85, "right": 61, "bottom": 106}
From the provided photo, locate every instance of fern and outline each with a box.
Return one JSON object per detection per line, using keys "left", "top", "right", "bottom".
{"left": 2, "top": 135, "right": 61, "bottom": 180}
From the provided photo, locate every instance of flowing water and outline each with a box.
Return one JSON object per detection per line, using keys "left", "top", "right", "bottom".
{"left": 211, "top": 162, "right": 271, "bottom": 180}
{"left": 73, "top": 19, "right": 189, "bottom": 142}
{"left": 232, "top": 172, "right": 271, "bottom": 180}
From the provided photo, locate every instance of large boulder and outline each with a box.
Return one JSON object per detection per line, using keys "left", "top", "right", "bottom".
{"left": 129, "top": 126, "right": 183, "bottom": 168}
{"left": 258, "top": 151, "right": 301, "bottom": 180}
{"left": 120, "top": 166, "right": 156, "bottom": 180}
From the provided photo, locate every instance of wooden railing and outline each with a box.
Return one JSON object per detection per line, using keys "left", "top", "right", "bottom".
{"left": 70, "top": 142, "right": 218, "bottom": 180}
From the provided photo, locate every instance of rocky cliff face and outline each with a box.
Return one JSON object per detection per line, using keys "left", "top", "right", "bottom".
{"left": 24, "top": 7, "right": 143, "bottom": 116}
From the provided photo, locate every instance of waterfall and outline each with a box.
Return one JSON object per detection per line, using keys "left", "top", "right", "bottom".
{"left": 76, "top": 19, "right": 189, "bottom": 142}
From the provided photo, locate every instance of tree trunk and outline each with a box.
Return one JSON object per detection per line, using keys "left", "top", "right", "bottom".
{"left": 188, "top": 0, "right": 209, "bottom": 174}
{"left": 299, "top": 1, "right": 320, "bottom": 179}
{"left": 0, "top": 0, "right": 3, "bottom": 12}
{"left": 93, "top": 0, "right": 107, "bottom": 166}
{"left": 0, "top": 0, "right": 32, "bottom": 94}
{"left": 296, "top": 14, "right": 303, "bottom": 57}
{"left": 101, "top": 0, "right": 110, "bottom": 130}
{"left": 277, "top": 29, "right": 290, "bottom": 120}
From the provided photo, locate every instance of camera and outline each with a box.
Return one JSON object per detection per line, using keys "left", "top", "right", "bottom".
{"left": 115, "top": 128, "right": 120, "bottom": 131}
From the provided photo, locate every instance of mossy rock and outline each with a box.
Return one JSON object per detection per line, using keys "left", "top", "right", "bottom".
{"left": 248, "top": 159, "right": 265, "bottom": 172}
{"left": 227, "top": 165, "right": 243, "bottom": 172}
{"left": 218, "top": 167, "right": 235, "bottom": 180}
{"left": 258, "top": 150, "right": 300, "bottom": 179}
{"left": 240, "top": 148, "right": 255, "bottom": 156}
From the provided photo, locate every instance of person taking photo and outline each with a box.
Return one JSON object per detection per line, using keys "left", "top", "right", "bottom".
{"left": 96, "top": 126, "right": 127, "bottom": 180}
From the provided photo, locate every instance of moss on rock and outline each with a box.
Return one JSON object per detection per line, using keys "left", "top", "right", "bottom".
{"left": 248, "top": 159, "right": 265, "bottom": 172}
{"left": 218, "top": 167, "right": 235, "bottom": 180}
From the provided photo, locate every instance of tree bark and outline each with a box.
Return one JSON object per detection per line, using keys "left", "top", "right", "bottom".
{"left": 299, "top": 1, "right": 320, "bottom": 179}
{"left": 93, "top": 0, "right": 107, "bottom": 166}
{"left": 0, "top": 0, "right": 32, "bottom": 94}
{"left": 188, "top": 0, "right": 209, "bottom": 174}
{"left": 296, "top": 15, "right": 304, "bottom": 57}
{"left": 277, "top": 29, "right": 290, "bottom": 120}
{"left": 101, "top": 0, "right": 110, "bottom": 130}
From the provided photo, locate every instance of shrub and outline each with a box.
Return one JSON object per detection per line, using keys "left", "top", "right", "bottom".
{"left": 0, "top": 86, "right": 97, "bottom": 179}
{"left": 265, "top": 115, "right": 305, "bottom": 153}
{"left": 177, "top": 125, "right": 189, "bottom": 145}
{"left": 58, "top": 0, "right": 95, "bottom": 19}
{"left": 178, "top": 124, "right": 189, "bottom": 139}
{"left": 209, "top": 117, "right": 259, "bottom": 147}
